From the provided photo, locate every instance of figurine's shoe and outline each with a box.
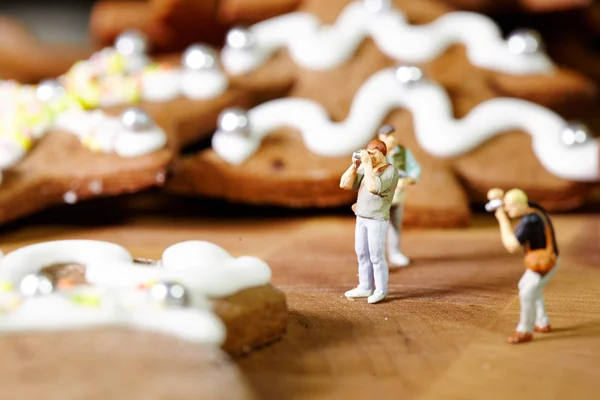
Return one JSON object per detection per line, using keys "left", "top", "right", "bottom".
{"left": 367, "top": 291, "right": 387, "bottom": 304}
{"left": 534, "top": 324, "right": 552, "bottom": 333}
{"left": 345, "top": 288, "right": 373, "bottom": 298}
{"left": 508, "top": 332, "right": 533, "bottom": 344}
{"left": 388, "top": 252, "right": 410, "bottom": 267}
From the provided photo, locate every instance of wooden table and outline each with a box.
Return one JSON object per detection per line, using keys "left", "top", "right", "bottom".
{"left": 1, "top": 195, "right": 599, "bottom": 400}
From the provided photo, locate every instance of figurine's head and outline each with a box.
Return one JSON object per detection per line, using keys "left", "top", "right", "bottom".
{"left": 503, "top": 188, "right": 529, "bottom": 218}
{"left": 366, "top": 139, "right": 388, "bottom": 166}
{"left": 377, "top": 124, "right": 396, "bottom": 152}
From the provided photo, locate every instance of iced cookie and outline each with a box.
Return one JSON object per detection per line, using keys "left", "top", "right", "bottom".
{"left": 0, "top": 239, "right": 287, "bottom": 355}
{"left": 164, "top": 0, "right": 600, "bottom": 227}
{"left": 0, "top": 30, "right": 252, "bottom": 225}
{"left": 0, "top": 239, "right": 287, "bottom": 398}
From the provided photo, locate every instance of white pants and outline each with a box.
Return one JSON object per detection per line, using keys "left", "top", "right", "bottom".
{"left": 387, "top": 202, "right": 404, "bottom": 255}
{"left": 516, "top": 258, "right": 560, "bottom": 333}
{"left": 355, "top": 216, "right": 389, "bottom": 295}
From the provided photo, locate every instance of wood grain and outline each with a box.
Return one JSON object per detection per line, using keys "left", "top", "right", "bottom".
{"left": 0, "top": 200, "right": 598, "bottom": 400}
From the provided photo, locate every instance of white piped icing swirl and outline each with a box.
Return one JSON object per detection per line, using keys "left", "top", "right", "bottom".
{"left": 221, "top": 0, "right": 554, "bottom": 76}
{"left": 211, "top": 67, "right": 599, "bottom": 182}
{"left": 53, "top": 110, "right": 167, "bottom": 157}
{"left": 0, "top": 240, "right": 272, "bottom": 345}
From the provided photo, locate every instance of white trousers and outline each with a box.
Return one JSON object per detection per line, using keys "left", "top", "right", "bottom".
{"left": 387, "top": 202, "right": 404, "bottom": 255}
{"left": 516, "top": 258, "right": 560, "bottom": 333}
{"left": 355, "top": 216, "right": 389, "bottom": 295}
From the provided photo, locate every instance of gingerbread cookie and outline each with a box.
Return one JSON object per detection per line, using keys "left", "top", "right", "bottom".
{"left": 0, "top": 15, "right": 92, "bottom": 83}
{"left": 511, "top": 2, "right": 600, "bottom": 88}
{"left": 0, "top": 334, "right": 256, "bottom": 399}
{"left": 89, "top": 0, "right": 594, "bottom": 53}
{"left": 90, "top": 0, "right": 302, "bottom": 52}
{"left": 446, "top": 0, "right": 592, "bottom": 12}
{"left": 164, "top": 0, "right": 600, "bottom": 227}
{"left": 0, "top": 32, "right": 251, "bottom": 226}
{"left": 0, "top": 239, "right": 285, "bottom": 397}
{"left": 0, "top": 239, "right": 286, "bottom": 393}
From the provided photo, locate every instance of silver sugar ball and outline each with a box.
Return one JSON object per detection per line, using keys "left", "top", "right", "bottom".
{"left": 20, "top": 273, "right": 55, "bottom": 297}
{"left": 395, "top": 65, "right": 424, "bottom": 85}
{"left": 226, "top": 26, "right": 255, "bottom": 50}
{"left": 363, "top": 0, "right": 392, "bottom": 13}
{"left": 120, "top": 108, "right": 154, "bottom": 132}
{"left": 115, "top": 30, "right": 148, "bottom": 57}
{"left": 560, "top": 122, "right": 591, "bottom": 146}
{"left": 182, "top": 44, "right": 219, "bottom": 70}
{"left": 507, "top": 29, "right": 544, "bottom": 55}
{"left": 149, "top": 281, "right": 188, "bottom": 307}
{"left": 218, "top": 107, "right": 250, "bottom": 133}
{"left": 36, "top": 80, "right": 66, "bottom": 103}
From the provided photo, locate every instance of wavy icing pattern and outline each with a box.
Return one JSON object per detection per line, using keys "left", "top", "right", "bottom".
{"left": 221, "top": 1, "right": 554, "bottom": 75}
{"left": 212, "top": 68, "right": 599, "bottom": 182}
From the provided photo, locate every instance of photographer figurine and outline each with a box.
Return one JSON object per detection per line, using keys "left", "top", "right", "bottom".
{"left": 340, "top": 139, "right": 399, "bottom": 304}
{"left": 377, "top": 125, "right": 421, "bottom": 267}
{"left": 488, "top": 188, "right": 560, "bottom": 344}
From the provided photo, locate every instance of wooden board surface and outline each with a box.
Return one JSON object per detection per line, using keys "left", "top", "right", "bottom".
{"left": 0, "top": 196, "right": 599, "bottom": 400}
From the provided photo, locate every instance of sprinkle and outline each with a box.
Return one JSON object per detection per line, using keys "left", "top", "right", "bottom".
{"left": 0, "top": 281, "right": 13, "bottom": 292}
{"left": 70, "top": 293, "right": 102, "bottom": 308}
{"left": 137, "top": 280, "right": 158, "bottom": 291}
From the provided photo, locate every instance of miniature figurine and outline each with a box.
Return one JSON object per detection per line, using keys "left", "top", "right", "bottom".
{"left": 487, "top": 187, "right": 560, "bottom": 344}
{"left": 377, "top": 124, "right": 421, "bottom": 266}
{"left": 340, "top": 139, "right": 400, "bottom": 304}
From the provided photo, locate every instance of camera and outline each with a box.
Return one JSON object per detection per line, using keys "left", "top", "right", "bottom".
{"left": 485, "top": 198, "right": 503, "bottom": 212}
{"left": 352, "top": 150, "right": 364, "bottom": 162}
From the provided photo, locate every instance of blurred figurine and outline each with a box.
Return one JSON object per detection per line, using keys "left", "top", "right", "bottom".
{"left": 377, "top": 124, "right": 421, "bottom": 266}
{"left": 487, "top": 188, "right": 560, "bottom": 344}
{"left": 340, "top": 139, "right": 400, "bottom": 304}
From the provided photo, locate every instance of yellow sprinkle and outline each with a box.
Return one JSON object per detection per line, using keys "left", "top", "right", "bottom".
{"left": 107, "top": 53, "right": 126, "bottom": 74}
{"left": 70, "top": 293, "right": 102, "bottom": 308}
{"left": 11, "top": 131, "right": 32, "bottom": 150}
{"left": 0, "top": 281, "right": 13, "bottom": 292}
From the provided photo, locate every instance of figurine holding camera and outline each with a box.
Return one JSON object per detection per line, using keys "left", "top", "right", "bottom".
{"left": 487, "top": 187, "right": 560, "bottom": 344}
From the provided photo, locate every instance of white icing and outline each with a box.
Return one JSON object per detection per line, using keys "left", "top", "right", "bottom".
{"left": 0, "top": 239, "right": 272, "bottom": 345}
{"left": 55, "top": 110, "right": 168, "bottom": 157}
{"left": 0, "top": 240, "right": 133, "bottom": 283}
{"left": 212, "top": 67, "right": 599, "bottom": 181}
{"left": 126, "top": 54, "right": 151, "bottom": 73}
{"left": 0, "top": 138, "right": 27, "bottom": 170}
{"left": 0, "top": 292, "right": 225, "bottom": 345}
{"left": 86, "top": 241, "right": 272, "bottom": 299}
{"left": 53, "top": 110, "right": 97, "bottom": 137}
{"left": 141, "top": 68, "right": 229, "bottom": 102}
{"left": 180, "top": 70, "right": 229, "bottom": 100}
{"left": 142, "top": 69, "right": 182, "bottom": 102}
{"left": 221, "top": 1, "right": 554, "bottom": 76}
{"left": 114, "top": 126, "right": 168, "bottom": 157}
